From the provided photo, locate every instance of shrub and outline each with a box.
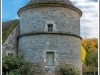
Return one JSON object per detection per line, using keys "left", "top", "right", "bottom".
{"left": 2, "top": 54, "right": 34, "bottom": 75}
{"left": 60, "top": 64, "right": 80, "bottom": 75}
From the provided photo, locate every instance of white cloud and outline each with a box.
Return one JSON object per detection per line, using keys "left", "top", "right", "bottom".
{"left": 70, "top": 0, "right": 99, "bottom": 38}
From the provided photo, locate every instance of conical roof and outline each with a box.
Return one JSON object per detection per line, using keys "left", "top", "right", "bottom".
{"left": 26, "top": 0, "right": 74, "bottom": 7}
{"left": 18, "top": 0, "right": 82, "bottom": 16}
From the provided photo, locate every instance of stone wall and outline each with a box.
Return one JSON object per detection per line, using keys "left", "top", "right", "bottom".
{"left": 18, "top": 34, "right": 82, "bottom": 75}
{"left": 2, "top": 24, "right": 19, "bottom": 55}
{"left": 19, "top": 6, "right": 82, "bottom": 75}
{"left": 19, "top": 7, "right": 80, "bottom": 36}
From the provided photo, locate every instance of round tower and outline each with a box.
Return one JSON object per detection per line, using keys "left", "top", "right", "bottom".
{"left": 18, "top": 0, "right": 82, "bottom": 75}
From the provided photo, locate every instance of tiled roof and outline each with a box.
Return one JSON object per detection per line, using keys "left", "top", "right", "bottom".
{"left": 2, "top": 19, "right": 19, "bottom": 43}
{"left": 25, "top": 0, "right": 74, "bottom": 7}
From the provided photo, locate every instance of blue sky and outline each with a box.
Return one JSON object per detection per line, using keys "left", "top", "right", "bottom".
{"left": 2, "top": 0, "right": 99, "bottom": 38}
{"left": 2, "top": 0, "right": 30, "bottom": 21}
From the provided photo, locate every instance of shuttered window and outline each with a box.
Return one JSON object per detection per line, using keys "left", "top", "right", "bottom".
{"left": 46, "top": 52, "right": 54, "bottom": 66}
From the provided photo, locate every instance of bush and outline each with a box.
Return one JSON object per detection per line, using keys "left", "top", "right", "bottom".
{"left": 2, "top": 54, "right": 34, "bottom": 75}
{"left": 60, "top": 64, "right": 80, "bottom": 75}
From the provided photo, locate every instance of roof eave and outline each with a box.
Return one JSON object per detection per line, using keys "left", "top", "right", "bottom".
{"left": 17, "top": 3, "right": 82, "bottom": 17}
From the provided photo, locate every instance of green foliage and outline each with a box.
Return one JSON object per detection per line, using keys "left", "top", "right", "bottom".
{"left": 2, "top": 54, "right": 34, "bottom": 75}
{"left": 85, "top": 47, "right": 98, "bottom": 67}
{"left": 2, "top": 20, "right": 17, "bottom": 43}
{"left": 60, "top": 64, "right": 80, "bottom": 75}
{"left": 82, "top": 38, "right": 98, "bottom": 74}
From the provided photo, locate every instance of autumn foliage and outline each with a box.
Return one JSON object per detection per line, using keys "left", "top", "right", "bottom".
{"left": 81, "top": 46, "right": 86, "bottom": 64}
{"left": 81, "top": 38, "right": 98, "bottom": 74}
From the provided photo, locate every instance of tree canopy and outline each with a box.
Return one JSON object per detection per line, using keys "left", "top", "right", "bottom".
{"left": 81, "top": 38, "right": 98, "bottom": 73}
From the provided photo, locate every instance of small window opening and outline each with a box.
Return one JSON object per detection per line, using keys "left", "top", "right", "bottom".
{"left": 48, "top": 24, "right": 53, "bottom": 32}
{"left": 46, "top": 52, "right": 54, "bottom": 66}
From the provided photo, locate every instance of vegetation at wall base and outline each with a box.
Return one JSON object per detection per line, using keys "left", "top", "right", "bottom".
{"left": 2, "top": 38, "right": 98, "bottom": 75}
{"left": 60, "top": 64, "right": 80, "bottom": 75}
{"left": 2, "top": 54, "right": 34, "bottom": 75}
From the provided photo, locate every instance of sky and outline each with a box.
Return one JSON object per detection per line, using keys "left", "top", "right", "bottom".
{"left": 2, "top": 0, "right": 99, "bottom": 38}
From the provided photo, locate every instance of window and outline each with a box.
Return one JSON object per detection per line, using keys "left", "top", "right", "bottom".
{"left": 46, "top": 52, "right": 54, "bottom": 66}
{"left": 44, "top": 21, "right": 57, "bottom": 32}
{"left": 48, "top": 24, "right": 53, "bottom": 32}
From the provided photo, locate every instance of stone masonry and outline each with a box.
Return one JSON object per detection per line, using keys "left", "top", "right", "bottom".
{"left": 2, "top": 0, "right": 82, "bottom": 75}
{"left": 1, "top": 0, "right": 83, "bottom": 75}
{"left": 18, "top": 0, "right": 82, "bottom": 74}
{"left": 2, "top": 21, "right": 19, "bottom": 55}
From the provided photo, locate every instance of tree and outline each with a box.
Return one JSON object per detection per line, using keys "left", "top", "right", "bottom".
{"left": 81, "top": 46, "right": 86, "bottom": 64}
{"left": 82, "top": 38, "right": 98, "bottom": 52}
{"left": 2, "top": 54, "right": 34, "bottom": 75}
{"left": 85, "top": 47, "right": 98, "bottom": 67}
{"left": 82, "top": 64, "right": 88, "bottom": 75}
{"left": 82, "top": 38, "right": 98, "bottom": 74}
{"left": 85, "top": 47, "right": 98, "bottom": 74}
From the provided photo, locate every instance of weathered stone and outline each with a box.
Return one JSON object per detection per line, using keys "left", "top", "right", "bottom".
{"left": 3, "top": 0, "right": 82, "bottom": 75}
{"left": 2, "top": 24, "right": 19, "bottom": 55}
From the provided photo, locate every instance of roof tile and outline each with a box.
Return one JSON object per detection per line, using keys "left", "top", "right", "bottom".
{"left": 25, "top": 0, "right": 74, "bottom": 7}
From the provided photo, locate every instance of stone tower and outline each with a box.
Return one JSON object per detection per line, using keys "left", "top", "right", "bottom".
{"left": 18, "top": 0, "right": 82, "bottom": 75}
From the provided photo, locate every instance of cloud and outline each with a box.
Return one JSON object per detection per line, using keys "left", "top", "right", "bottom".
{"left": 70, "top": 0, "right": 99, "bottom": 38}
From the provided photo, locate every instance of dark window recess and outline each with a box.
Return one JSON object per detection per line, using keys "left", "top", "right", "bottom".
{"left": 48, "top": 24, "right": 53, "bottom": 32}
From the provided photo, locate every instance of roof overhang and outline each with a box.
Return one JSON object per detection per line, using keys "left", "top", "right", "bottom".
{"left": 17, "top": 3, "right": 82, "bottom": 17}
